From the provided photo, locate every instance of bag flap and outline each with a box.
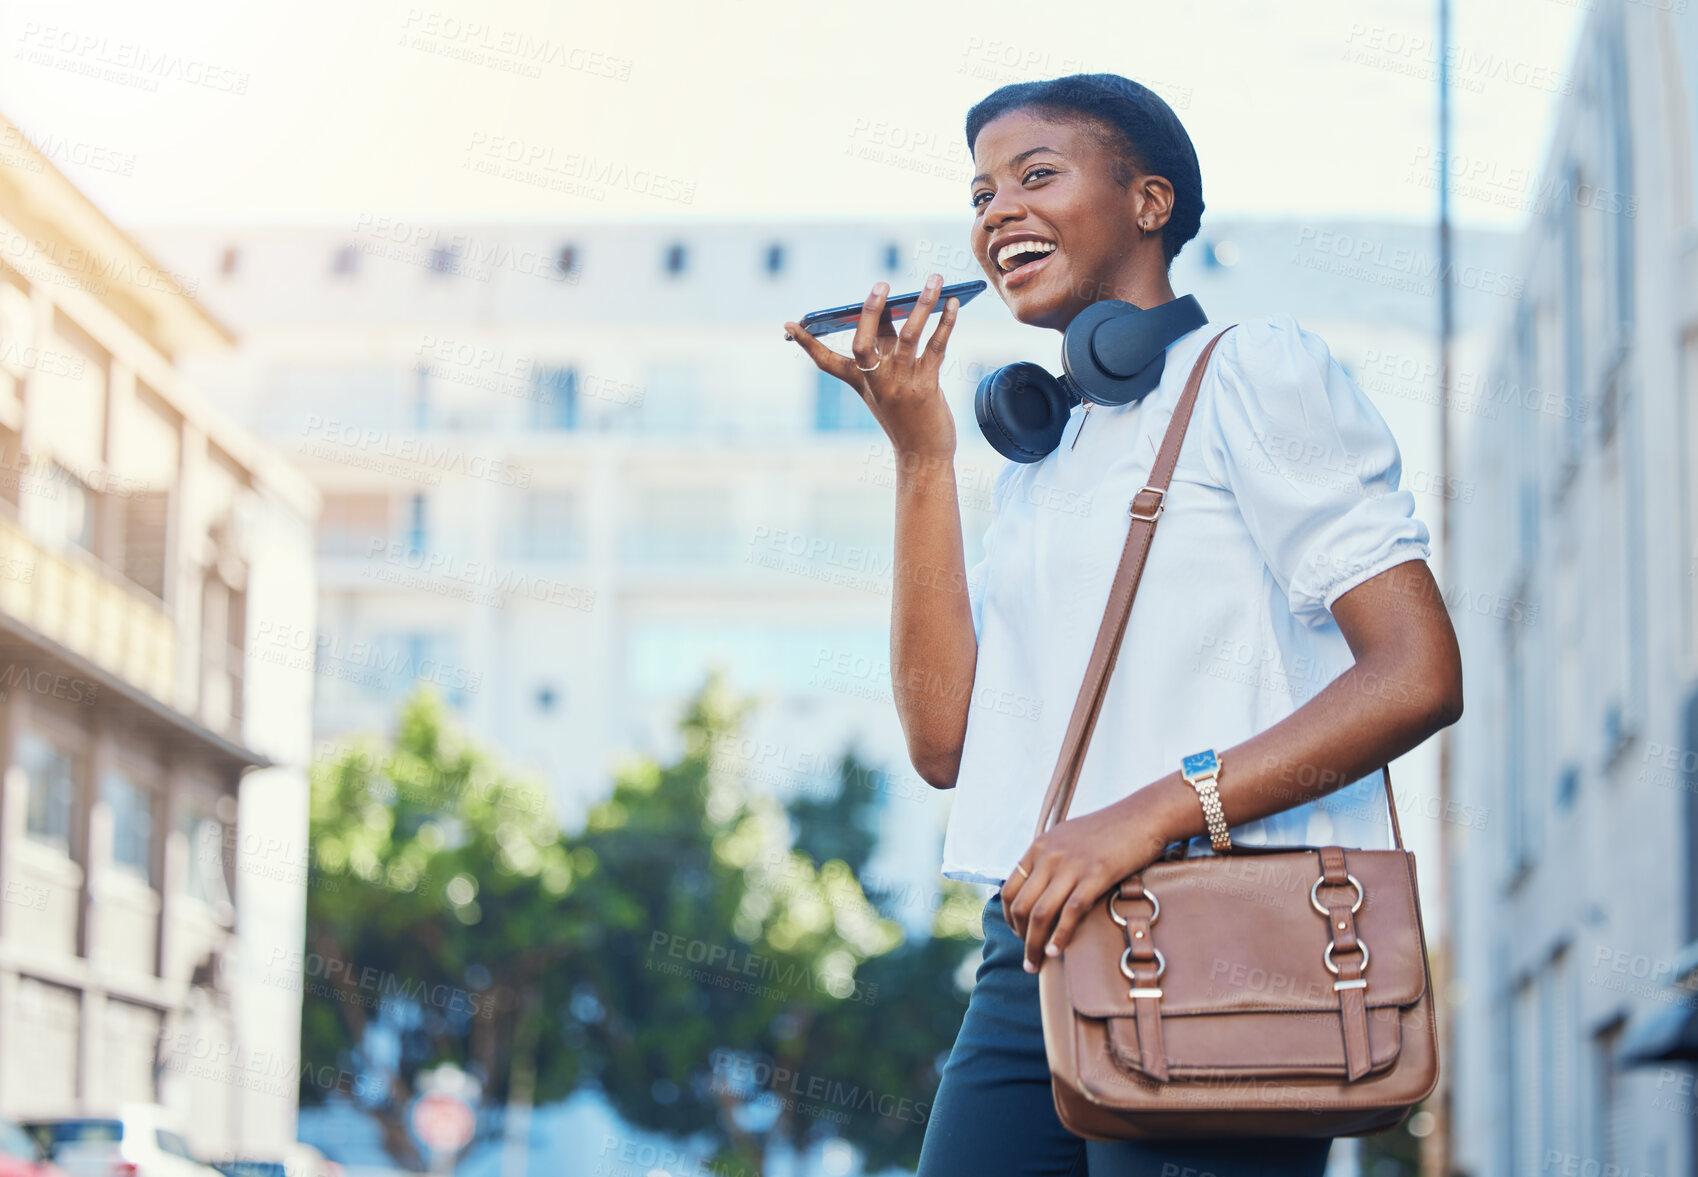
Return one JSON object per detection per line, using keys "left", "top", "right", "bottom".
{"left": 1063, "top": 848, "right": 1427, "bottom": 1018}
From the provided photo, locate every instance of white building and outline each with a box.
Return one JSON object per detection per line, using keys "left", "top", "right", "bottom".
{"left": 0, "top": 114, "right": 318, "bottom": 1154}
{"left": 1447, "top": 0, "right": 1698, "bottom": 1173}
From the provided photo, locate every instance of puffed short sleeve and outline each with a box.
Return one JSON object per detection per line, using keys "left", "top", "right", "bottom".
{"left": 964, "top": 460, "right": 1019, "bottom": 640}
{"left": 1201, "top": 315, "right": 1432, "bottom": 628}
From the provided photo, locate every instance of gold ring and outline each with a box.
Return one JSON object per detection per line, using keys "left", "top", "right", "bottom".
{"left": 1014, "top": 862, "right": 1030, "bottom": 879}
{"left": 854, "top": 345, "right": 883, "bottom": 373}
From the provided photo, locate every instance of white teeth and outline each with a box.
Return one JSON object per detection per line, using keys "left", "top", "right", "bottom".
{"left": 996, "top": 240, "right": 1056, "bottom": 272}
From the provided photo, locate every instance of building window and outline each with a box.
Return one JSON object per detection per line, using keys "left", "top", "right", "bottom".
{"left": 1537, "top": 953, "right": 1567, "bottom": 1161}
{"left": 504, "top": 489, "right": 585, "bottom": 562}
{"left": 1503, "top": 623, "right": 1535, "bottom": 879}
{"left": 637, "top": 363, "right": 699, "bottom": 434}
{"left": 1510, "top": 975, "right": 1538, "bottom": 1169}
{"left": 414, "top": 365, "right": 431, "bottom": 429}
{"left": 200, "top": 572, "right": 245, "bottom": 734}
{"left": 1591, "top": 1018, "right": 1626, "bottom": 1171}
{"left": 1514, "top": 307, "right": 1540, "bottom": 570}
{"left": 1559, "top": 161, "right": 1585, "bottom": 470}
{"left": 621, "top": 485, "right": 731, "bottom": 564}
{"left": 219, "top": 247, "right": 239, "bottom": 277}
{"left": 38, "top": 462, "right": 95, "bottom": 554}
{"left": 663, "top": 242, "right": 688, "bottom": 277}
{"left": 332, "top": 245, "right": 359, "bottom": 277}
{"left": 764, "top": 242, "right": 786, "bottom": 276}
{"left": 0, "top": 421, "right": 21, "bottom": 511}
{"left": 808, "top": 484, "right": 891, "bottom": 552}
{"left": 429, "top": 245, "right": 459, "bottom": 275}
{"left": 530, "top": 367, "right": 579, "bottom": 429}
{"left": 1494, "top": 942, "right": 1518, "bottom": 1177}
{"left": 18, "top": 731, "right": 75, "bottom": 852}
{"left": 406, "top": 632, "right": 466, "bottom": 708}
{"left": 1682, "top": 688, "right": 1698, "bottom": 942}
{"left": 102, "top": 771, "right": 155, "bottom": 886}
{"left": 406, "top": 493, "right": 427, "bottom": 557}
{"left": 121, "top": 490, "right": 170, "bottom": 600}
{"left": 814, "top": 369, "right": 879, "bottom": 432}
{"left": 180, "top": 802, "right": 231, "bottom": 908}
{"left": 1683, "top": 334, "right": 1698, "bottom": 662}
{"left": 1599, "top": 374, "right": 1645, "bottom": 753}
{"left": 882, "top": 242, "right": 900, "bottom": 273}
{"left": 1601, "top": 14, "right": 1634, "bottom": 338}
{"left": 319, "top": 493, "right": 390, "bottom": 558}
{"left": 354, "top": 630, "right": 470, "bottom": 709}
{"left": 556, "top": 244, "right": 580, "bottom": 279}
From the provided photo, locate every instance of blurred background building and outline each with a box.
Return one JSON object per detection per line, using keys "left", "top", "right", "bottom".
{"left": 1446, "top": 0, "right": 1698, "bottom": 1174}
{"left": 0, "top": 115, "right": 317, "bottom": 1156}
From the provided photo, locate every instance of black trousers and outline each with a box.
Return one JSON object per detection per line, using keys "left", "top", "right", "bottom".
{"left": 915, "top": 893, "right": 1335, "bottom": 1177}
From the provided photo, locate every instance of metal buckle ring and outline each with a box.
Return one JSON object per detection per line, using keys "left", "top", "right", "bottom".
{"left": 1323, "top": 938, "right": 1370, "bottom": 976}
{"left": 1310, "top": 873, "right": 1364, "bottom": 916}
{"left": 1129, "top": 485, "right": 1166, "bottom": 521}
{"left": 1108, "top": 882, "right": 1159, "bottom": 928}
{"left": 1120, "top": 944, "right": 1166, "bottom": 983}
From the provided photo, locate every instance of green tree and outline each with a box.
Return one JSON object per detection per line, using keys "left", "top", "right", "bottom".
{"left": 301, "top": 688, "right": 589, "bottom": 1166}
{"left": 301, "top": 673, "right": 982, "bottom": 1175}
{"left": 571, "top": 674, "right": 982, "bottom": 1174}
{"left": 785, "top": 748, "right": 883, "bottom": 877}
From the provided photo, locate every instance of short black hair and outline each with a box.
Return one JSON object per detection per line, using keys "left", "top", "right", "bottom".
{"left": 965, "top": 73, "right": 1204, "bottom": 268}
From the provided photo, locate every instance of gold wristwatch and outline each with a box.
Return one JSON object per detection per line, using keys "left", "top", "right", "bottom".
{"left": 1181, "top": 749, "right": 1233, "bottom": 852}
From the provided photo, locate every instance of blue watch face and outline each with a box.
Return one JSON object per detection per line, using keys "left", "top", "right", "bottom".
{"left": 1182, "top": 749, "right": 1219, "bottom": 779}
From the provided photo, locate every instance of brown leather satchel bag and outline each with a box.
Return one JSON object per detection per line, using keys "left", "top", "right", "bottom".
{"left": 1033, "top": 326, "right": 1440, "bottom": 1140}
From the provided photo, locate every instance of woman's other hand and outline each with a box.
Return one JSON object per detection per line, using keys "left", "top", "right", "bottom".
{"left": 1000, "top": 776, "right": 1192, "bottom": 974}
{"left": 784, "top": 273, "right": 960, "bottom": 458}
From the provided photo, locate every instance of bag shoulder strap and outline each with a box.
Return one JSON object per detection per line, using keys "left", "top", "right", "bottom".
{"left": 1029, "top": 324, "right": 1405, "bottom": 850}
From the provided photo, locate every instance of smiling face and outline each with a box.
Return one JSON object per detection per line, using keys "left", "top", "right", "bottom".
{"left": 969, "top": 107, "right": 1174, "bottom": 332}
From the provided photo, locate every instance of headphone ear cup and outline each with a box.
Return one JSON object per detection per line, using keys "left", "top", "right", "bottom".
{"left": 976, "top": 362, "right": 1072, "bottom": 464}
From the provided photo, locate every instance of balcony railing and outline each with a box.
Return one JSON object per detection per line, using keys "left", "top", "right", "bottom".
{"left": 0, "top": 513, "right": 176, "bottom": 704}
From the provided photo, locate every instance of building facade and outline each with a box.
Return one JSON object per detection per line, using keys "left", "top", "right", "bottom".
{"left": 0, "top": 115, "right": 318, "bottom": 1154}
{"left": 1448, "top": 0, "right": 1698, "bottom": 1172}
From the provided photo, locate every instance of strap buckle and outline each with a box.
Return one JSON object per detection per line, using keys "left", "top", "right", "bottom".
{"left": 1120, "top": 944, "right": 1166, "bottom": 1000}
{"left": 1325, "top": 938, "right": 1370, "bottom": 984}
{"left": 1107, "top": 881, "right": 1159, "bottom": 928}
{"left": 1129, "top": 485, "right": 1166, "bottom": 521}
{"left": 1310, "top": 873, "right": 1365, "bottom": 916}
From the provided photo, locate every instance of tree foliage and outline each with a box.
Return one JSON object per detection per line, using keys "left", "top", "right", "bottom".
{"left": 301, "top": 674, "right": 982, "bottom": 1174}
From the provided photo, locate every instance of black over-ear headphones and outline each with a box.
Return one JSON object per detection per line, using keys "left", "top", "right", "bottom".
{"left": 974, "top": 294, "right": 1210, "bottom": 463}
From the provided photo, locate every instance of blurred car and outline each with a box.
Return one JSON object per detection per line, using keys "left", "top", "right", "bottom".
{"left": 0, "top": 1119, "right": 67, "bottom": 1177}
{"left": 211, "top": 1145, "right": 338, "bottom": 1177}
{"left": 22, "top": 1105, "right": 221, "bottom": 1177}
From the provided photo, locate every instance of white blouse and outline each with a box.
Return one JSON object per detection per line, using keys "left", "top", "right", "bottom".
{"left": 942, "top": 314, "right": 1431, "bottom": 887}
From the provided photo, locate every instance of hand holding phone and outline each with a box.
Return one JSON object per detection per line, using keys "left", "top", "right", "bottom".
{"left": 782, "top": 273, "right": 969, "bottom": 458}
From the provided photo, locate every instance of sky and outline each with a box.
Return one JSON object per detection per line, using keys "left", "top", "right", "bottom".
{"left": 0, "top": 0, "right": 1584, "bottom": 230}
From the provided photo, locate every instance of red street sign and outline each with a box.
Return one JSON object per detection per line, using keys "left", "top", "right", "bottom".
{"left": 413, "top": 1092, "right": 476, "bottom": 1154}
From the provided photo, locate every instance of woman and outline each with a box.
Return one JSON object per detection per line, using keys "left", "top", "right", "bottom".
{"left": 784, "top": 74, "right": 1462, "bottom": 1176}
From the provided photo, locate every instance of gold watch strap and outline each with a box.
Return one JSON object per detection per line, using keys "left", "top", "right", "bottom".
{"left": 1182, "top": 751, "right": 1233, "bottom": 852}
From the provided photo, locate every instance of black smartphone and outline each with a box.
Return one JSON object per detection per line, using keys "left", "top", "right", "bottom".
{"left": 787, "top": 279, "right": 988, "bottom": 339}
